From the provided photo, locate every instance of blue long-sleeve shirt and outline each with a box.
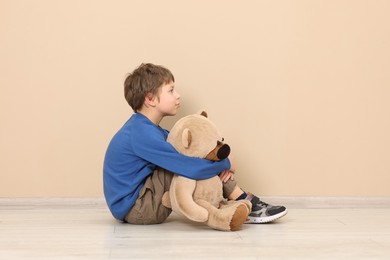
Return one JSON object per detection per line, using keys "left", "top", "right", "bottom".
{"left": 103, "top": 113, "right": 230, "bottom": 221}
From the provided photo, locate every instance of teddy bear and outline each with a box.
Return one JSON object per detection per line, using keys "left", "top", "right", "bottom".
{"left": 162, "top": 111, "right": 252, "bottom": 231}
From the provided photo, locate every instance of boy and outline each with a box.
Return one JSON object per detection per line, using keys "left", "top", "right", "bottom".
{"left": 103, "top": 63, "right": 287, "bottom": 225}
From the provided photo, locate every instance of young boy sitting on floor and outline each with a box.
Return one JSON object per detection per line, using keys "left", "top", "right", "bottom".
{"left": 103, "top": 63, "right": 287, "bottom": 224}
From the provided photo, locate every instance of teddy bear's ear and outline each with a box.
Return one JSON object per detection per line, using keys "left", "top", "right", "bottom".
{"left": 182, "top": 128, "right": 192, "bottom": 148}
{"left": 199, "top": 110, "right": 208, "bottom": 118}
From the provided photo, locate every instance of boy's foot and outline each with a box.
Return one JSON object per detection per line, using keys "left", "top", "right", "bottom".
{"left": 245, "top": 195, "right": 287, "bottom": 224}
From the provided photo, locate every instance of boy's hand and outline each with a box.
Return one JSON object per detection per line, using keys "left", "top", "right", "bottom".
{"left": 219, "top": 170, "right": 235, "bottom": 183}
{"left": 219, "top": 154, "right": 236, "bottom": 183}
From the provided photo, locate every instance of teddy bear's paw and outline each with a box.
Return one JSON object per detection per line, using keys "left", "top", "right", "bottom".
{"left": 229, "top": 204, "right": 249, "bottom": 231}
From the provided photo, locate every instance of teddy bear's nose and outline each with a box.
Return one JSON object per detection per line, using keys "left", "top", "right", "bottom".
{"left": 217, "top": 144, "right": 230, "bottom": 160}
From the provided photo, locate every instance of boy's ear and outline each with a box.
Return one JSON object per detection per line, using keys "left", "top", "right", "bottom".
{"left": 182, "top": 128, "right": 192, "bottom": 148}
{"left": 145, "top": 93, "right": 156, "bottom": 107}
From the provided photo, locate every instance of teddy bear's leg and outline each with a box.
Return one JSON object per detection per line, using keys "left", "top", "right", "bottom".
{"left": 195, "top": 199, "right": 249, "bottom": 231}
{"left": 195, "top": 199, "right": 231, "bottom": 231}
{"left": 217, "top": 200, "right": 252, "bottom": 231}
{"left": 228, "top": 204, "right": 249, "bottom": 231}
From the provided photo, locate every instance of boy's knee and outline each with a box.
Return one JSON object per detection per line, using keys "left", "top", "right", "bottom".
{"left": 222, "top": 179, "right": 238, "bottom": 198}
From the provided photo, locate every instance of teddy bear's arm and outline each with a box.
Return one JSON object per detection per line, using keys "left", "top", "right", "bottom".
{"left": 170, "top": 176, "right": 209, "bottom": 222}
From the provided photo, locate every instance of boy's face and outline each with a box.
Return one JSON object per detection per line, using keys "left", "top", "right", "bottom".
{"left": 155, "top": 81, "right": 181, "bottom": 116}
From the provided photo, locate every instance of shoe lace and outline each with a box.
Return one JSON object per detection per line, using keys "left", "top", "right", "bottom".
{"left": 258, "top": 200, "right": 269, "bottom": 207}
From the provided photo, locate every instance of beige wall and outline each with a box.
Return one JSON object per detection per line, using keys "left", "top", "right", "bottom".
{"left": 1, "top": 0, "right": 389, "bottom": 197}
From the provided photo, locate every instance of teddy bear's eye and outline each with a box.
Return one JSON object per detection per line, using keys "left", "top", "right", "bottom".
{"left": 221, "top": 137, "right": 224, "bottom": 142}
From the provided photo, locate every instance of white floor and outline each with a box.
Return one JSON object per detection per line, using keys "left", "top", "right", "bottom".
{"left": 1, "top": 199, "right": 390, "bottom": 259}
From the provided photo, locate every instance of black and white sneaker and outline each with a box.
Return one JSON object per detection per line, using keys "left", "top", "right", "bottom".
{"left": 245, "top": 195, "right": 287, "bottom": 224}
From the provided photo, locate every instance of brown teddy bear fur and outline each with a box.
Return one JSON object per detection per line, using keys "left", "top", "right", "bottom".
{"left": 162, "top": 111, "right": 251, "bottom": 231}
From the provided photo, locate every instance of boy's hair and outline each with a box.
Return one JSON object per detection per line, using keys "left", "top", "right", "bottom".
{"left": 124, "top": 63, "right": 175, "bottom": 112}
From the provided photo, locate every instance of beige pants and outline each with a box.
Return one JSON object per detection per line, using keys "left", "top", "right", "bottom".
{"left": 125, "top": 168, "right": 237, "bottom": 225}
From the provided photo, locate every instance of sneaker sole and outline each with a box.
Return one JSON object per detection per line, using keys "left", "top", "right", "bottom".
{"left": 245, "top": 209, "right": 288, "bottom": 224}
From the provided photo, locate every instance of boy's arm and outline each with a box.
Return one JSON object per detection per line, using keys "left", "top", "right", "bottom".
{"left": 132, "top": 131, "right": 230, "bottom": 180}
